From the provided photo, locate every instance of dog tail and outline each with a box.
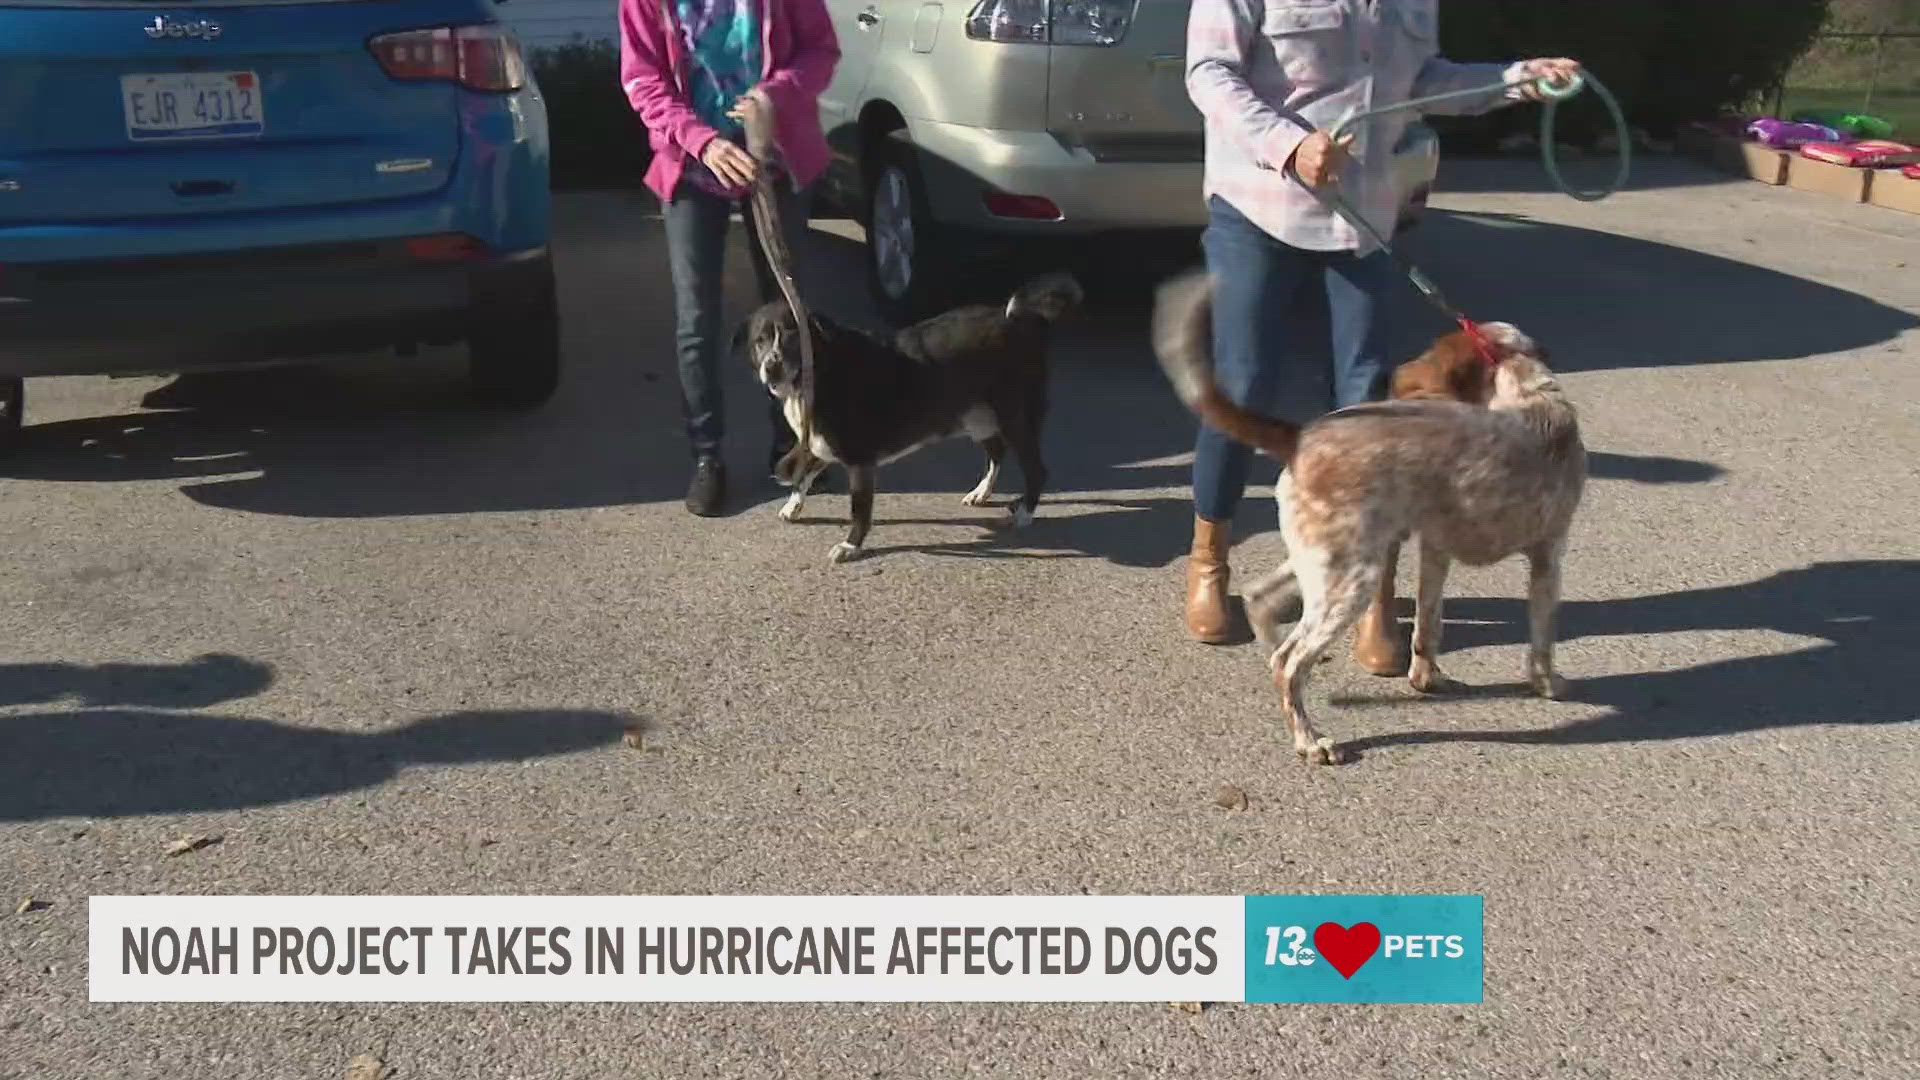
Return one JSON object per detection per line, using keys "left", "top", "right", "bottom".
{"left": 1004, "top": 272, "right": 1084, "bottom": 322}
{"left": 1151, "top": 269, "right": 1301, "bottom": 461}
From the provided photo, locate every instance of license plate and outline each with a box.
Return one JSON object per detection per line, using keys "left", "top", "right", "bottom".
{"left": 121, "top": 71, "right": 264, "bottom": 142}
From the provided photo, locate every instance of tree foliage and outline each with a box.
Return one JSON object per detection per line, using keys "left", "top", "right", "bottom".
{"left": 1434, "top": 0, "right": 1834, "bottom": 144}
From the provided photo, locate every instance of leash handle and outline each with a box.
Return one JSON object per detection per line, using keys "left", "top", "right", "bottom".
{"left": 1327, "top": 72, "right": 1582, "bottom": 145}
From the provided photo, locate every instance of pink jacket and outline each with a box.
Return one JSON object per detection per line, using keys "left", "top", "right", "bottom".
{"left": 618, "top": 0, "right": 840, "bottom": 202}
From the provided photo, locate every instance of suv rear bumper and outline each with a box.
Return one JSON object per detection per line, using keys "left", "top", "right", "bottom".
{"left": 909, "top": 119, "right": 1441, "bottom": 235}
{"left": 912, "top": 121, "right": 1210, "bottom": 233}
{"left": 0, "top": 243, "right": 551, "bottom": 378}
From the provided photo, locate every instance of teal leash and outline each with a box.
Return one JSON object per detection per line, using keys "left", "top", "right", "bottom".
{"left": 1288, "top": 71, "right": 1633, "bottom": 348}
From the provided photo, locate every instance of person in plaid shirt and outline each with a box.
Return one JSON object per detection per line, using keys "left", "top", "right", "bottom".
{"left": 1177, "top": 0, "right": 1579, "bottom": 658}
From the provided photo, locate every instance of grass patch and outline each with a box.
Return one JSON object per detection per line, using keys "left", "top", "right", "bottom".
{"left": 1772, "top": 88, "right": 1920, "bottom": 140}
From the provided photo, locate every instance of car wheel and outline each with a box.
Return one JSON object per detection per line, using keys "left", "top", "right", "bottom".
{"left": 865, "top": 138, "right": 949, "bottom": 324}
{"left": 467, "top": 276, "right": 561, "bottom": 410}
{"left": 0, "top": 377, "right": 21, "bottom": 447}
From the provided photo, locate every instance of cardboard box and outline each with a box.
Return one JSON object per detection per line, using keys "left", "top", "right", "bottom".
{"left": 1868, "top": 169, "right": 1920, "bottom": 214}
{"left": 1789, "top": 154, "right": 1873, "bottom": 201}
{"left": 1732, "top": 140, "right": 1794, "bottom": 185}
{"left": 1679, "top": 125, "right": 1791, "bottom": 185}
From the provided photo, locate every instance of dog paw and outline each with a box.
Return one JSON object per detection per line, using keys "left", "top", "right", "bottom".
{"left": 1296, "top": 737, "right": 1346, "bottom": 766}
{"left": 1408, "top": 663, "right": 1463, "bottom": 695}
{"left": 1530, "top": 671, "right": 1568, "bottom": 700}
{"left": 1004, "top": 505, "right": 1035, "bottom": 530}
{"left": 960, "top": 489, "right": 994, "bottom": 507}
{"left": 828, "top": 542, "right": 862, "bottom": 564}
{"left": 778, "top": 497, "right": 804, "bottom": 523}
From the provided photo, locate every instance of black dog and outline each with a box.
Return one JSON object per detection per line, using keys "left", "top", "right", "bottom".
{"left": 739, "top": 273, "right": 1081, "bottom": 563}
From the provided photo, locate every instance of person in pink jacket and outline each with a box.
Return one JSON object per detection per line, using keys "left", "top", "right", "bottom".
{"left": 620, "top": 0, "right": 839, "bottom": 515}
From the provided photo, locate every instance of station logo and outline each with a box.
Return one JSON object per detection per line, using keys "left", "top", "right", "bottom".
{"left": 1243, "top": 896, "right": 1482, "bottom": 1003}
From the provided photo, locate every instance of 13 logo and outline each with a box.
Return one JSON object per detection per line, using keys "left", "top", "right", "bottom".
{"left": 1262, "top": 925, "right": 1317, "bottom": 967}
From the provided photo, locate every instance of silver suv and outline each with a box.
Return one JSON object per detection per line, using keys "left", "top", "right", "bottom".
{"left": 815, "top": 0, "right": 1440, "bottom": 321}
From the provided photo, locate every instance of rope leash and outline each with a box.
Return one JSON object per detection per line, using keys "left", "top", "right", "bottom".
{"left": 1289, "top": 70, "right": 1631, "bottom": 364}
{"left": 739, "top": 96, "right": 818, "bottom": 482}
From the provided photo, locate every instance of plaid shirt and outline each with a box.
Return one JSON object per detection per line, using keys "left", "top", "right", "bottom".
{"left": 1187, "top": 0, "right": 1525, "bottom": 253}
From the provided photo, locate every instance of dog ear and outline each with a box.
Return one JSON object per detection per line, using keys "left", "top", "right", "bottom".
{"left": 1442, "top": 335, "right": 1494, "bottom": 403}
{"left": 1389, "top": 350, "right": 1441, "bottom": 400}
{"left": 1392, "top": 332, "right": 1492, "bottom": 403}
{"left": 1392, "top": 338, "right": 1459, "bottom": 401}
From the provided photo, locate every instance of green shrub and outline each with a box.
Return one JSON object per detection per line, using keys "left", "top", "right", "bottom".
{"left": 1432, "top": 0, "right": 1832, "bottom": 147}
{"left": 530, "top": 39, "right": 652, "bottom": 189}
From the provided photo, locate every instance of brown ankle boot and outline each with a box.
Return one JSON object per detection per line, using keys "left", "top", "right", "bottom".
{"left": 1184, "top": 515, "right": 1233, "bottom": 644}
{"left": 1351, "top": 545, "right": 1401, "bottom": 674}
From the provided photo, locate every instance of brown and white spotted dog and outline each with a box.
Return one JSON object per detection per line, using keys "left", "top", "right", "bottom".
{"left": 1152, "top": 270, "right": 1586, "bottom": 765}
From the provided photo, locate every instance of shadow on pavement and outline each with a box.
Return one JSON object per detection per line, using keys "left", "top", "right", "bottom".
{"left": 1423, "top": 152, "right": 1734, "bottom": 196}
{"left": 8, "top": 192, "right": 1889, "bottom": 564}
{"left": 1584, "top": 451, "right": 1724, "bottom": 484}
{"left": 827, "top": 445, "right": 1724, "bottom": 568}
{"left": 1333, "top": 559, "right": 1920, "bottom": 749}
{"left": 1392, "top": 211, "right": 1919, "bottom": 373}
{"left": 0, "top": 686, "right": 636, "bottom": 822}
{"left": 0, "top": 653, "right": 273, "bottom": 710}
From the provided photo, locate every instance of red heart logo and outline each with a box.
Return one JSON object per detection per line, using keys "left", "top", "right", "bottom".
{"left": 1313, "top": 922, "right": 1381, "bottom": 980}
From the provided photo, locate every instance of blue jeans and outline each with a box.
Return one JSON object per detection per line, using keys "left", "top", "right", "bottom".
{"left": 1192, "top": 196, "right": 1392, "bottom": 523}
{"left": 661, "top": 177, "right": 809, "bottom": 458}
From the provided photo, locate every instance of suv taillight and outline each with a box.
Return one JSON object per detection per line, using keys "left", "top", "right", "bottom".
{"left": 964, "top": 0, "right": 1136, "bottom": 46}
{"left": 369, "top": 25, "right": 527, "bottom": 92}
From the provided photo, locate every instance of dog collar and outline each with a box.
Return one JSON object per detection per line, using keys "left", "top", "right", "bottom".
{"left": 1459, "top": 317, "right": 1501, "bottom": 369}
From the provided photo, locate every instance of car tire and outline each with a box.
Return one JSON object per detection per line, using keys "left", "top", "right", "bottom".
{"left": 0, "top": 376, "right": 21, "bottom": 448}
{"left": 467, "top": 276, "right": 561, "bottom": 410}
{"left": 864, "top": 136, "right": 951, "bottom": 325}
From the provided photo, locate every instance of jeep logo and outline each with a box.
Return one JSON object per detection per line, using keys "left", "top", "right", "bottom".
{"left": 144, "top": 15, "right": 223, "bottom": 40}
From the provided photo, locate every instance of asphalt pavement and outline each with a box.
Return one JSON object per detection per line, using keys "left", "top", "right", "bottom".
{"left": 2, "top": 156, "right": 1918, "bottom": 1078}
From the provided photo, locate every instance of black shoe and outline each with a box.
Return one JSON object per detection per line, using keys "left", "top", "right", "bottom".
{"left": 686, "top": 456, "right": 726, "bottom": 517}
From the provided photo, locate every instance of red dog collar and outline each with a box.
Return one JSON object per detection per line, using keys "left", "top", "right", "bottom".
{"left": 1459, "top": 317, "right": 1501, "bottom": 369}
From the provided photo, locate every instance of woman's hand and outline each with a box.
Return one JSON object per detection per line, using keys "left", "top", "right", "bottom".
{"left": 700, "top": 137, "right": 759, "bottom": 188}
{"left": 1513, "top": 58, "right": 1583, "bottom": 101}
{"left": 1288, "top": 130, "right": 1356, "bottom": 188}
{"left": 725, "top": 87, "right": 771, "bottom": 130}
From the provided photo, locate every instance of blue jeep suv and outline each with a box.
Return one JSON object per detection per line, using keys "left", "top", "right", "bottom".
{"left": 0, "top": 0, "right": 558, "bottom": 441}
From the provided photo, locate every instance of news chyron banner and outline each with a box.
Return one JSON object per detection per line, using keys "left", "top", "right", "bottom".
{"left": 92, "top": 895, "right": 1483, "bottom": 1004}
